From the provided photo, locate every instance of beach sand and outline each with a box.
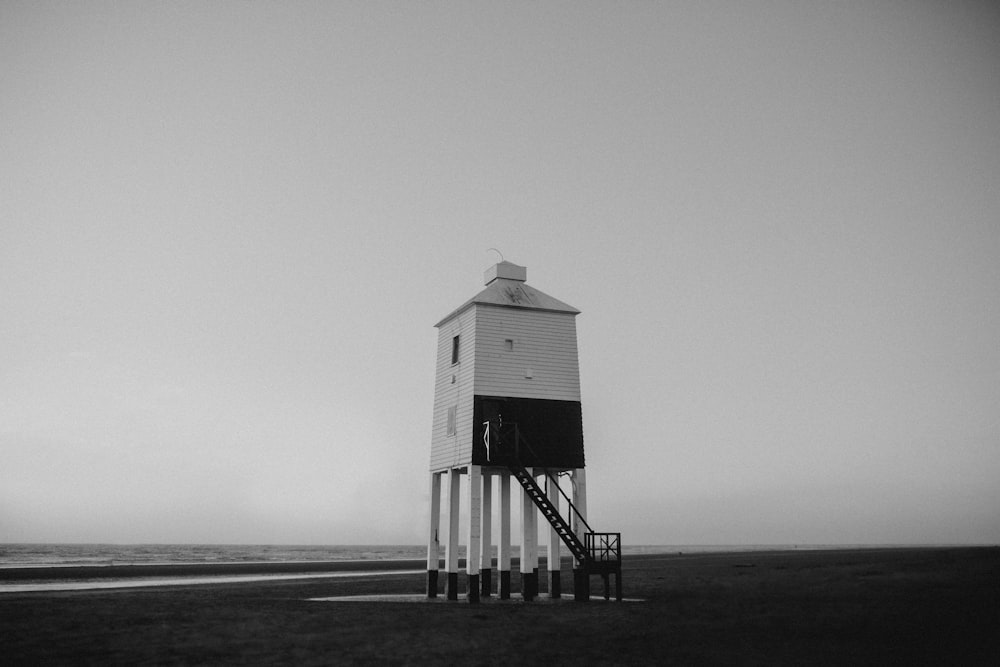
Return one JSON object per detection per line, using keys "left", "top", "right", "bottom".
{"left": 1, "top": 547, "right": 997, "bottom": 665}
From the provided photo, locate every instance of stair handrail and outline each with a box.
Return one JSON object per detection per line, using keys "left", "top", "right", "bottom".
{"left": 508, "top": 464, "right": 588, "bottom": 559}
{"left": 502, "top": 423, "right": 594, "bottom": 536}
{"left": 496, "top": 424, "right": 623, "bottom": 575}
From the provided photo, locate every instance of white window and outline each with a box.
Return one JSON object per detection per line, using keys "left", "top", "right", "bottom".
{"left": 446, "top": 406, "right": 457, "bottom": 435}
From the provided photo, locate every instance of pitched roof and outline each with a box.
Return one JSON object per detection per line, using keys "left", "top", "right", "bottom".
{"left": 434, "top": 264, "right": 580, "bottom": 327}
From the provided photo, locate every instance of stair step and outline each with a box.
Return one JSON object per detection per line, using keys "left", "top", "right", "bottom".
{"left": 507, "top": 461, "right": 591, "bottom": 563}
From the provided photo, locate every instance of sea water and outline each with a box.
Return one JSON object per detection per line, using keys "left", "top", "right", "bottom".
{"left": 0, "top": 543, "right": 892, "bottom": 593}
{"left": 0, "top": 543, "right": 854, "bottom": 569}
{"left": 0, "top": 544, "right": 426, "bottom": 568}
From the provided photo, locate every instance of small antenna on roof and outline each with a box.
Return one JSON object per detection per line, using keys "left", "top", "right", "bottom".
{"left": 487, "top": 248, "right": 504, "bottom": 263}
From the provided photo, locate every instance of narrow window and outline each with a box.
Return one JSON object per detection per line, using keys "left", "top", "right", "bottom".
{"left": 447, "top": 406, "right": 457, "bottom": 435}
{"left": 451, "top": 335, "right": 460, "bottom": 364}
{"left": 505, "top": 339, "right": 514, "bottom": 351}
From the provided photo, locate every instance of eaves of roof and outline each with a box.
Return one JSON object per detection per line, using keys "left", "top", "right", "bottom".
{"left": 434, "top": 278, "right": 580, "bottom": 327}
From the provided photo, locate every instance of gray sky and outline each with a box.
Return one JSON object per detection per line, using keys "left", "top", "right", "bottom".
{"left": 2, "top": 1, "right": 998, "bottom": 546}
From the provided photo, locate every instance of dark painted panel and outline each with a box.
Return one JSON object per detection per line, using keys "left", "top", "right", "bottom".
{"left": 472, "top": 395, "right": 585, "bottom": 468}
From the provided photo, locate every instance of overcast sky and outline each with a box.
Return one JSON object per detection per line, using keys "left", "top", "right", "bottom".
{"left": 2, "top": 1, "right": 998, "bottom": 547}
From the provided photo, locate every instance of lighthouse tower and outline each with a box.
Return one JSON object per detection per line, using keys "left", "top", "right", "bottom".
{"left": 426, "top": 261, "right": 621, "bottom": 602}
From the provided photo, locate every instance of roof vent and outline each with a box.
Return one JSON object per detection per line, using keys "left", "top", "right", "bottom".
{"left": 484, "top": 261, "right": 527, "bottom": 285}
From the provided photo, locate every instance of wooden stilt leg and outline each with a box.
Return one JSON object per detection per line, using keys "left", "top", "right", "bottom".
{"left": 467, "top": 465, "right": 481, "bottom": 604}
{"left": 445, "top": 468, "right": 460, "bottom": 601}
{"left": 499, "top": 472, "right": 511, "bottom": 599}
{"left": 426, "top": 472, "right": 441, "bottom": 598}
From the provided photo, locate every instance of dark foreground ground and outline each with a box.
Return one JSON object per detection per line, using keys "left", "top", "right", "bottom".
{"left": 1, "top": 547, "right": 997, "bottom": 665}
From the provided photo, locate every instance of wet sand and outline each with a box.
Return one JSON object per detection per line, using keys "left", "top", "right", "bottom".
{"left": 1, "top": 547, "right": 997, "bottom": 664}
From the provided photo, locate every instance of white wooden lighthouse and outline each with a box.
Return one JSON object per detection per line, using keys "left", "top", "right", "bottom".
{"left": 426, "top": 260, "right": 620, "bottom": 602}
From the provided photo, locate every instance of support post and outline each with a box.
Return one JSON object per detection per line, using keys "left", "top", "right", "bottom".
{"left": 426, "top": 471, "right": 442, "bottom": 598}
{"left": 571, "top": 468, "right": 588, "bottom": 550}
{"left": 574, "top": 567, "right": 590, "bottom": 602}
{"left": 572, "top": 468, "right": 589, "bottom": 601}
{"left": 499, "top": 471, "right": 511, "bottom": 599}
{"left": 530, "top": 471, "right": 540, "bottom": 599}
{"left": 480, "top": 471, "right": 493, "bottom": 597}
{"left": 445, "top": 467, "right": 461, "bottom": 600}
{"left": 520, "top": 467, "right": 537, "bottom": 600}
{"left": 466, "top": 465, "right": 481, "bottom": 603}
{"left": 546, "top": 472, "right": 561, "bottom": 598}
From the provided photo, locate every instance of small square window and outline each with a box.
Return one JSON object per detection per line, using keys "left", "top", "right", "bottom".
{"left": 451, "top": 335, "right": 460, "bottom": 365}
{"left": 505, "top": 339, "right": 514, "bottom": 351}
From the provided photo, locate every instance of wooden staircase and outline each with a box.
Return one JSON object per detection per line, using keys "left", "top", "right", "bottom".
{"left": 508, "top": 463, "right": 589, "bottom": 564}
{"left": 502, "top": 426, "right": 622, "bottom": 601}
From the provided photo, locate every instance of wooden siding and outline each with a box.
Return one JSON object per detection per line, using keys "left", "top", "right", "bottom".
{"left": 429, "top": 307, "right": 476, "bottom": 472}
{"left": 473, "top": 305, "right": 581, "bottom": 401}
{"left": 472, "top": 396, "right": 585, "bottom": 468}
